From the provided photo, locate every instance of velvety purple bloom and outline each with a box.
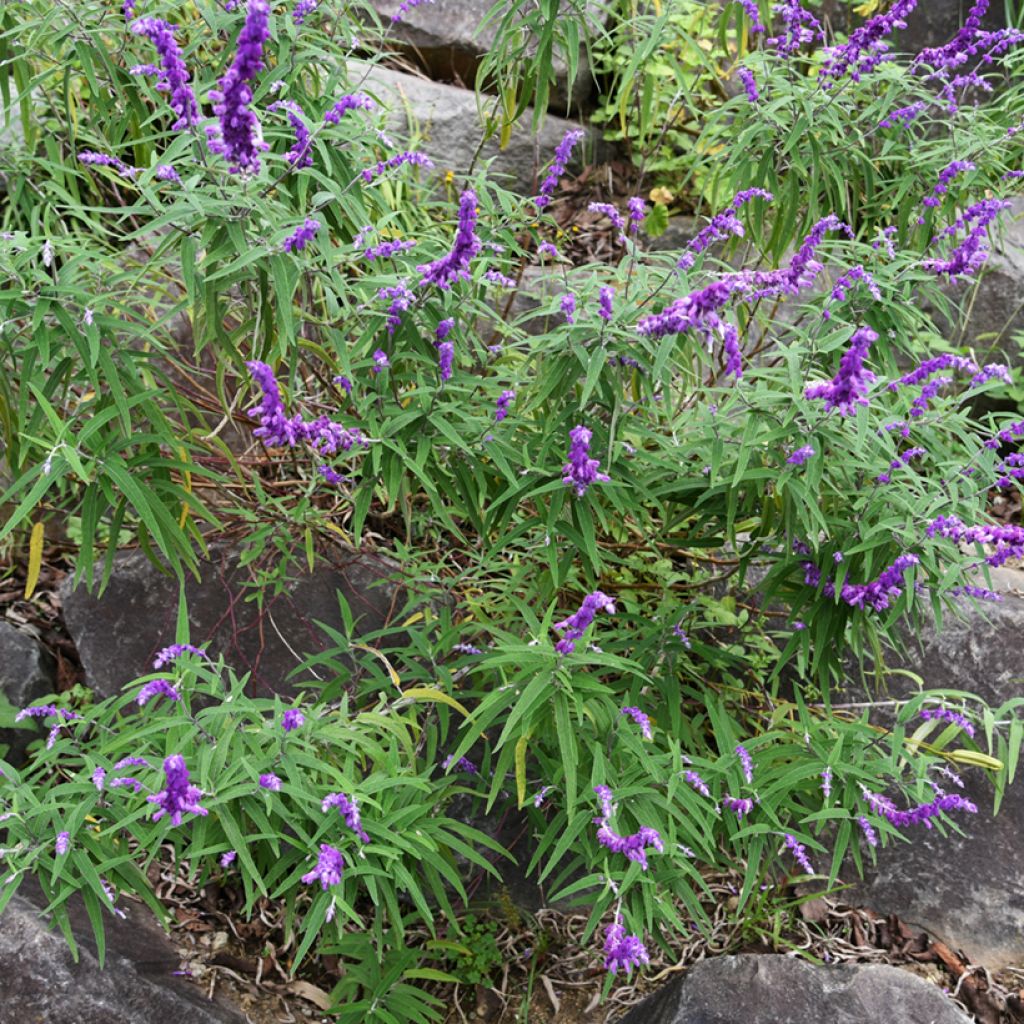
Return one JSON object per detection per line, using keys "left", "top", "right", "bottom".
{"left": 442, "top": 755, "right": 478, "bottom": 773}
{"left": 392, "top": 0, "right": 435, "bottom": 21}
{"left": 685, "top": 769, "right": 712, "bottom": 799}
{"left": 677, "top": 188, "right": 773, "bottom": 271}
{"left": 862, "top": 786, "right": 977, "bottom": 829}
{"left": 970, "top": 364, "right": 1012, "bottom": 388}
{"left": 787, "top": 445, "right": 815, "bottom": 466}
{"left": 378, "top": 281, "right": 414, "bottom": 335}
{"left": 913, "top": 0, "right": 997, "bottom": 70}
{"left": 259, "top": 772, "right": 282, "bottom": 791}
{"left": 268, "top": 100, "right": 313, "bottom": 168}
{"left": 293, "top": 0, "right": 318, "bottom": 24}
{"left": 15, "top": 705, "right": 68, "bottom": 723}
{"left": 627, "top": 196, "right": 647, "bottom": 231}
{"left": 783, "top": 833, "right": 815, "bottom": 874}
{"left": 819, "top": 0, "right": 917, "bottom": 87}
{"left": 131, "top": 18, "right": 199, "bottom": 130}
{"left": 371, "top": 349, "right": 390, "bottom": 374}
{"left": 282, "top": 709, "right": 306, "bottom": 731}
{"left": 594, "top": 784, "right": 615, "bottom": 822}
{"left": 673, "top": 623, "right": 692, "bottom": 647}
{"left": 923, "top": 198, "right": 1010, "bottom": 281}
{"left": 55, "top": 831, "right": 70, "bottom": 856}
{"left": 207, "top": 0, "right": 271, "bottom": 174}
{"left": 928, "top": 514, "right": 1024, "bottom": 569}
{"left": 495, "top": 389, "right": 515, "bottom": 422}
{"left": 220, "top": 850, "right": 237, "bottom": 868}
{"left": 536, "top": 129, "right": 584, "bottom": 209}
{"left": 736, "top": 67, "right": 759, "bottom": 103}
{"left": 804, "top": 326, "right": 877, "bottom": 415}
{"left": 77, "top": 151, "right": 138, "bottom": 179}
{"left": 603, "top": 921, "right": 650, "bottom": 974}
{"left": 155, "top": 165, "right": 181, "bottom": 183}
{"left": 361, "top": 150, "right": 433, "bottom": 183}
{"left": 738, "top": 0, "right": 765, "bottom": 32}
{"left": 879, "top": 101, "right": 927, "bottom": 129}
{"left": 534, "top": 785, "right": 552, "bottom": 808}
{"left": 324, "top": 93, "right": 374, "bottom": 123}
{"left": 766, "top": 0, "right": 823, "bottom": 54}
{"left": 334, "top": 375, "right": 353, "bottom": 396}
{"left": 452, "top": 642, "right": 483, "bottom": 655}
{"left": 362, "top": 239, "right": 416, "bottom": 261}
{"left": 857, "top": 815, "right": 879, "bottom": 847}
{"left": 620, "top": 706, "right": 653, "bottom": 740}
{"left": 554, "top": 590, "right": 615, "bottom": 655}
{"left": 418, "top": 189, "right": 481, "bottom": 289}
{"left": 124, "top": 0, "right": 136, "bottom": 17}
{"left": 923, "top": 161, "right": 976, "bottom": 209}
{"left": 919, "top": 706, "right": 975, "bottom": 738}
{"left": 562, "top": 425, "right": 610, "bottom": 498}
{"left": 822, "top": 265, "right": 881, "bottom": 319}
{"left": 437, "top": 341, "right": 454, "bottom": 383}
{"left": 153, "top": 643, "right": 207, "bottom": 670}
{"left": 595, "top": 819, "right": 664, "bottom": 871}
{"left": 321, "top": 792, "right": 370, "bottom": 843}
{"left": 598, "top": 286, "right": 615, "bottom": 322}
{"left": 114, "top": 757, "right": 151, "bottom": 771}
{"left": 538, "top": 241, "right": 560, "bottom": 259}
{"left": 821, "top": 766, "right": 832, "bottom": 798}
{"left": 302, "top": 843, "right": 344, "bottom": 889}
{"left": 735, "top": 744, "right": 754, "bottom": 785}
{"left": 136, "top": 678, "right": 181, "bottom": 707}
{"left": 589, "top": 202, "right": 626, "bottom": 241}
{"left": 723, "top": 795, "right": 754, "bottom": 819}
{"left": 148, "top": 755, "right": 208, "bottom": 826}
{"left": 92, "top": 766, "right": 107, "bottom": 791}
{"left": 875, "top": 446, "right": 926, "bottom": 484}
{"left": 889, "top": 353, "right": 979, "bottom": 392}
{"left": 560, "top": 293, "right": 576, "bottom": 323}
{"left": 110, "top": 777, "right": 144, "bottom": 793}
{"left": 806, "top": 552, "right": 920, "bottom": 612}
{"left": 282, "top": 217, "right": 320, "bottom": 254}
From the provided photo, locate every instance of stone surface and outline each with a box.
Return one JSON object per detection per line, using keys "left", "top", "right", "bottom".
{"left": 60, "top": 544, "right": 408, "bottom": 700}
{"left": 363, "top": 0, "right": 604, "bottom": 112}
{"left": 843, "top": 566, "right": 1024, "bottom": 969}
{"left": 617, "top": 955, "right": 971, "bottom": 1024}
{"left": 350, "top": 61, "right": 604, "bottom": 193}
{"left": 0, "top": 879, "right": 245, "bottom": 1024}
{"left": 0, "top": 621, "right": 57, "bottom": 764}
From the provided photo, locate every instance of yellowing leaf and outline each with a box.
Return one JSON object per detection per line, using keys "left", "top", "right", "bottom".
{"left": 947, "top": 749, "right": 1004, "bottom": 772}
{"left": 402, "top": 687, "right": 474, "bottom": 720}
{"left": 515, "top": 733, "right": 530, "bottom": 808}
{"left": 350, "top": 642, "right": 401, "bottom": 688}
{"left": 401, "top": 611, "right": 425, "bottom": 628}
{"left": 321, "top": 520, "right": 353, "bottom": 545}
{"left": 24, "top": 521, "right": 44, "bottom": 600}
{"left": 853, "top": 0, "right": 882, "bottom": 16}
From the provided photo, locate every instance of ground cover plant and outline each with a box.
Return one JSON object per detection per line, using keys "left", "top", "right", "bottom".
{"left": 1, "top": 1, "right": 1024, "bottom": 1021}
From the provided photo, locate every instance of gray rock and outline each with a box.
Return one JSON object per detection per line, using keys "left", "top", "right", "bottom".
{"left": 0, "top": 878, "right": 245, "bottom": 1024}
{"left": 617, "top": 955, "right": 971, "bottom": 1024}
{"left": 61, "top": 544, "right": 408, "bottom": 700}
{"left": 843, "top": 566, "right": 1024, "bottom": 969}
{"left": 362, "top": 0, "right": 604, "bottom": 112}
{"left": 0, "top": 622, "right": 57, "bottom": 764}
{"left": 349, "top": 61, "right": 604, "bottom": 193}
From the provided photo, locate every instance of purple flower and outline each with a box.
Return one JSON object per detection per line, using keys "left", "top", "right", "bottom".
{"left": 603, "top": 921, "right": 650, "bottom": 974}
{"left": 804, "top": 326, "right": 877, "bottom": 415}
{"left": 301, "top": 843, "right": 344, "bottom": 889}
{"left": 685, "top": 769, "right": 712, "bottom": 799}
{"left": 737, "top": 0, "right": 765, "bottom": 31}
{"left": 259, "top": 772, "right": 282, "bottom": 791}
{"left": 735, "top": 744, "right": 754, "bottom": 785}
{"left": 114, "top": 757, "right": 151, "bottom": 771}
{"left": 554, "top": 590, "right": 615, "bottom": 656}
{"left": 928, "top": 514, "right": 1024, "bottom": 569}
{"left": 598, "top": 286, "right": 614, "bottom": 322}
{"left": 923, "top": 198, "right": 1010, "bottom": 281}
{"left": 857, "top": 816, "right": 879, "bottom": 847}
{"left": 207, "top": 0, "right": 271, "bottom": 174}
{"left": 92, "top": 766, "right": 107, "bottom": 791}
{"left": 392, "top": 0, "right": 436, "bottom": 21}
{"left": 620, "top": 706, "right": 653, "bottom": 740}
{"left": 919, "top": 706, "right": 975, "bottom": 738}
{"left": 321, "top": 792, "right": 370, "bottom": 843}
{"left": 137, "top": 678, "right": 181, "bottom": 706}
{"left": 220, "top": 850, "right": 237, "bottom": 868}
{"left": 495, "top": 389, "right": 515, "bottom": 422}
{"left": 78, "top": 151, "right": 138, "bottom": 180}
{"left": 282, "top": 709, "right": 305, "bottom": 732}
{"left": 783, "top": 833, "right": 815, "bottom": 874}
{"left": 282, "top": 217, "right": 320, "bottom": 253}
{"left": 673, "top": 623, "right": 692, "bottom": 648}
{"left": 560, "top": 293, "right": 576, "bottom": 324}
{"left": 147, "top": 755, "right": 208, "bottom": 826}
{"left": 819, "top": 0, "right": 917, "bottom": 87}
{"left": 55, "top": 831, "right": 70, "bottom": 856}
{"left": 442, "top": 755, "right": 478, "bottom": 774}
{"left": 677, "top": 188, "right": 773, "bottom": 271}
{"left": 595, "top": 821, "right": 664, "bottom": 871}
{"left": 787, "top": 445, "right": 815, "bottom": 466}
{"left": 131, "top": 18, "right": 199, "bottom": 130}
{"left": 417, "top": 189, "right": 481, "bottom": 289}
{"left": 361, "top": 151, "right": 433, "bottom": 183}
{"left": 588, "top": 202, "right": 626, "bottom": 240}
{"left": 923, "top": 161, "right": 976, "bottom": 209}
{"left": 268, "top": 100, "right": 313, "bottom": 168}
{"left": 484, "top": 269, "right": 517, "bottom": 288}
{"left": 155, "top": 164, "right": 181, "bottom": 183}
{"left": 534, "top": 785, "right": 553, "bottom": 808}
{"left": 537, "top": 241, "right": 560, "bottom": 259}
{"left": 153, "top": 643, "right": 207, "bottom": 670}
{"left": 821, "top": 766, "right": 833, "bottom": 798}
{"left": 861, "top": 787, "right": 977, "bottom": 829}
{"left": 737, "top": 67, "right": 759, "bottom": 103}
{"left": 293, "top": 0, "right": 318, "bottom": 24}
{"left": 723, "top": 795, "right": 754, "bottom": 819}
{"left": 361, "top": 238, "right": 415, "bottom": 262}
{"left": 437, "top": 341, "right": 454, "bottom": 383}
{"left": 766, "top": 0, "right": 823, "bottom": 54}
{"left": 536, "top": 129, "right": 584, "bottom": 209}
{"left": 435, "top": 318, "right": 454, "bottom": 341}
{"left": 110, "top": 777, "right": 144, "bottom": 794}
{"left": 371, "top": 349, "right": 390, "bottom": 374}
{"left": 378, "top": 281, "right": 414, "bottom": 335}
{"left": 334, "top": 375, "right": 353, "bottom": 396}
{"left": 627, "top": 196, "right": 647, "bottom": 231}
{"left": 323, "top": 93, "right": 374, "bottom": 124}
{"left": 879, "top": 101, "right": 927, "bottom": 129}
{"left": 562, "top": 425, "right": 610, "bottom": 498}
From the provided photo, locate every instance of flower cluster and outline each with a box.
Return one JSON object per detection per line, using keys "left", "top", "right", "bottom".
{"left": 603, "top": 921, "right": 650, "bottom": 974}
{"left": 78, "top": 151, "right": 137, "bottom": 180}
{"left": 819, "top": 0, "right": 917, "bottom": 87}
{"left": 593, "top": 786, "right": 663, "bottom": 870}
{"left": 562, "top": 425, "right": 610, "bottom": 498}
{"left": 862, "top": 787, "right": 978, "bottom": 829}
{"left": 324, "top": 93, "right": 374, "bottom": 124}
{"left": 536, "top": 129, "right": 584, "bottom": 209}
{"left": 268, "top": 100, "right": 313, "bottom": 168}
{"left": 361, "top": 150, "right": 433, "bottom": 183}
{"left": 417, "top": 189, "right": 481, "bottom": 289}
{"left": 130, "top": 18, "right": 199, "bottom": 130}
{"left": 282, "top": 217, "right": 320, "bottom": 253}
{"left": 554, "top": 591, "right": 615, "bottom": 655}
{"left": 919, "top": 706, "right": 975, "bottom": 738}
{"left": 620, "top": 706, "right": 653, "bottom": 740}
{"left": 147, "top": 755, "right": 208, "bottom": 826}
{"left": 302, "top": 843, "right": 344, "bottom": 889}
{"left": 322, "top": 792, "right": 370, "bottom": 843}
{"left": 804, "top": 326, "right": 877, "bottom": 415}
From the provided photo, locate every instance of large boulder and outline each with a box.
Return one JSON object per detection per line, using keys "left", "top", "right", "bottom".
{"left": 361, "top": 0, "right": 604, "bottom": 113}
{"left": 60, "top": 544, "right": 409, "bottom": 700}
{"left": 350, "top": 61, "right": 604, "bottom": 194}
{"left": 617, "top": 955, "right": 971, "bottom": 1024}
{"left": 843, "top": 565, "right": 1024, "bottom": 969}
{"left": 0, "top": 621, "right": 57, "bottom": 764}
{"left": 0, "top": 879, "right": 245, "bottom": 1024}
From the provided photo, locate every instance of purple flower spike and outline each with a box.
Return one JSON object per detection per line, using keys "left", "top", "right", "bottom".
{"left": 821, "top": 766, "right": 832, "bottom": 799}
{"left": 495, "top": 390, "right": 516, "bottom": 422}
{"left": 595, "top": 821, "right": 664, "bottom": 871}
{"left": 562, "top": 425, "right": 610, "bottom": 498}
{"left": 78, "top": 151, "right": 138, "bottom": 180}
{"left": 554, "top": 591, "right": 615, "bottom": 656}
{"left": 282, "top": 709, "right": 305, "bottom": 731}
{"left": 685, "top": 769, "right": 711, "bottom": 799}
{"left": 437, "top": 341, "right": 454, "bottom": 383}
{"left": 220, "top": 850, "right": 237, "bottom": 868}
{"left": 393, "top": 0, "right": 436, "bottom": 22}
{"left": 268, "top": 100, "right": 313, "bottom": 168}
{"left": 55, "top": 831, "right": 70, "bottom": 855}
{"left": 293, "top": 0, "right": 319, "bottom": 24}
{"left": 857, "top": 816, "right": 879, "bottom": 847}
{"left": 147, "top": 755, "right": 208, "bottom": 826}
{"left": 323, "top": 93, "right": 374, "bottom": 124}
{"left": 92, "top": 767, "right": 107, "bottom": 791}
{"left": 283, "top": 217, "right": 320, "bottom": 254}
{"left": 152, "top": 643, "right": 207, "bottom": 670}
{"left": 787, "top": 445, "right": 815, "bottom": 465}
{"left": 735, "top": 744, "right": 754, "bottom": 785}
{"left": 783, "top": 833, "right": 815, "bottom": 875}
{"left": 136, "top": 678, "right": 181, "bottom": 707}
{"left": 259, "top": 772, "right": 282, "bottom": 791}
{"left": 723, "top": 795, "right": 754, "bottom": 820}
{"left": 919, "top": 706, "right": 975, "bottom": 738}
{"left": 620, "top": 706, "right": 653, "bottom": 740}
{"left": 417, "top": 189, "right": 481, "bottom": 289}
{"left": 301, "top": 843, "right": 344, "bottom": 889}
{"left": 321, "top": 792, "right": 370, "bottom": 843}
{"left": 804, "top": 326, "right": 877, "bottom": 415}
{"left": 603, "top": 921, "right": 650, "bottom": 974}
{"left": 442, "top": 754, "right": 478, "bottom": 774}
{"left": 737, "top": 67, "right": 759, "bottom": 103}
{"left": 207, "top": 0, "right": 271, "bottom": 174}
{"left": 371, "top": 349, "right": 390, "bottom": 374}
{"left": 536, "top": 129, "right": 585, "bottom": 209}
{"left": 131, "top": 18, "right": 199, "bottom": 130}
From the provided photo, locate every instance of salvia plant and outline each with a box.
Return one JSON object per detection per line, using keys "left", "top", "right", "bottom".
{"left": 1, "top": 1, "right": 1024, "bottom": 1021}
